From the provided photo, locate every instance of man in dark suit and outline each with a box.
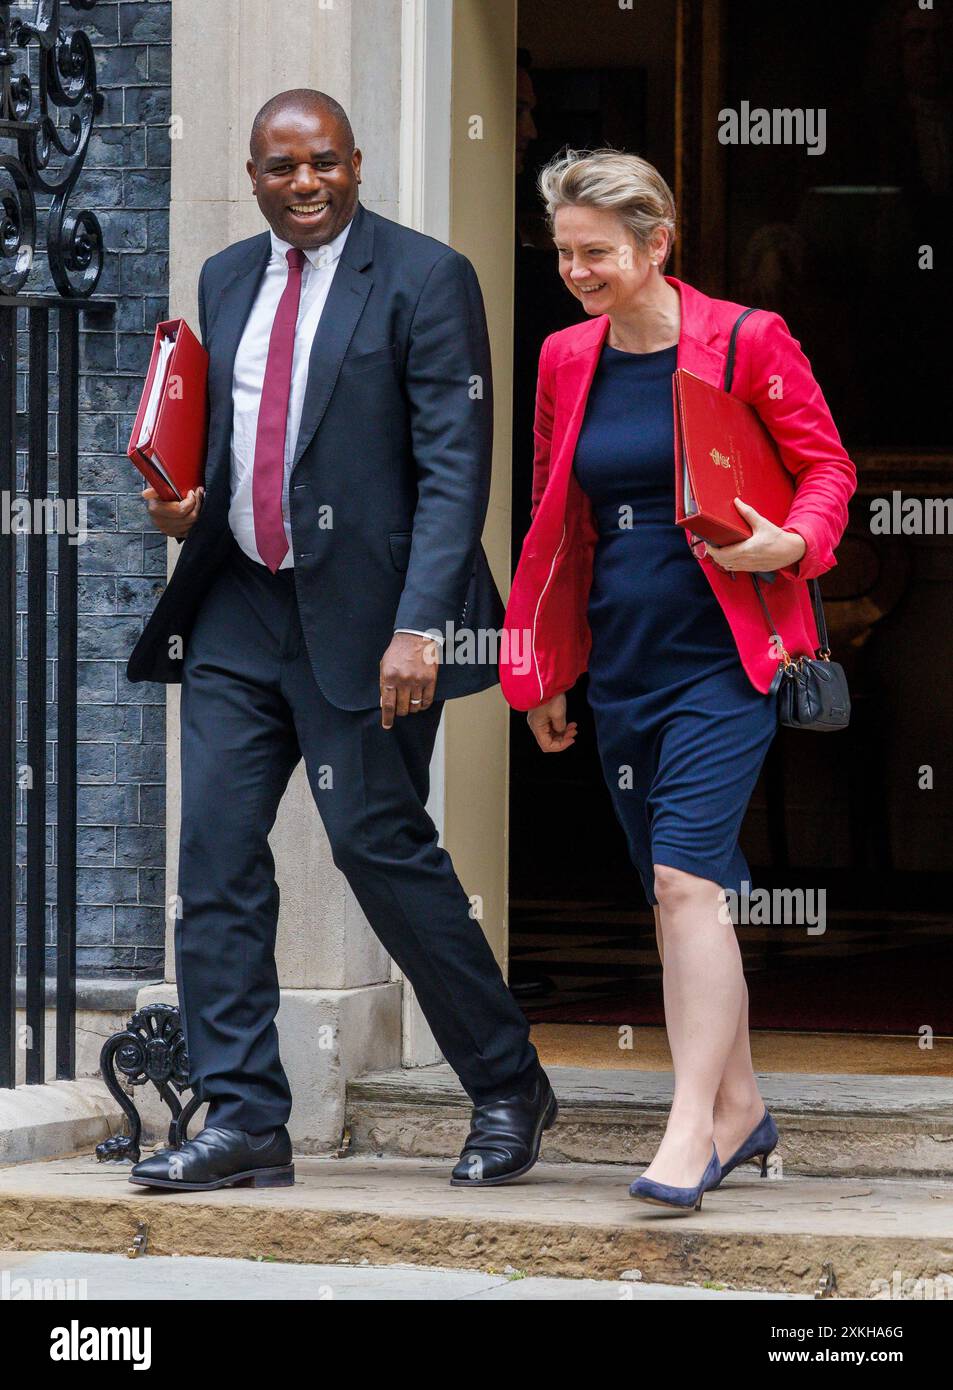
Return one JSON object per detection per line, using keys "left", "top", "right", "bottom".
{"left": 127, "top": 90, "right": 556, "bottom": 1192}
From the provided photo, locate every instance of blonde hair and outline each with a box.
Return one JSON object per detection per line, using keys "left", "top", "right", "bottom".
{"left": 537, "top": 148, "right": 677, "bottom": 270}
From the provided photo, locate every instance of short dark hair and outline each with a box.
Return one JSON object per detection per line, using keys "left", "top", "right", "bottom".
{"left": 517, "top": 47, "right": 533, "bottom": 74}
{"left": 250, "top": 89, "right": 355, "bottom": 162}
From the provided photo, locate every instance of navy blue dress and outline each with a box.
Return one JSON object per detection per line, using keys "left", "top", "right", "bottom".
{"left": 572, "top": 342, "right": 777, "bottom": 905}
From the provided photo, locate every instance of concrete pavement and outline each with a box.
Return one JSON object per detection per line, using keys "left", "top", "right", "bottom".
{"left": 0, "top": 1249, "right": 804, "bottom": 1300}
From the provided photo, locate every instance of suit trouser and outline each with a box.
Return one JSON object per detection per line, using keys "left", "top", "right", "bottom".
{"left": 176, "top": 532, "right": 539, "bottom": 1132}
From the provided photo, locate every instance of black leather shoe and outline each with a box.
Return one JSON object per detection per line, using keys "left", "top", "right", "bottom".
{"left": 450, "top": 1070, "right": 558, "bottom": 1187}
{"left": 128, "top": 1125, "right": 294, "bottom": 1192}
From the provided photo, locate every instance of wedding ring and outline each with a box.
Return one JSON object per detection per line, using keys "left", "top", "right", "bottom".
{"left": 410, "top": 697, "right": 422, "bottom": 705}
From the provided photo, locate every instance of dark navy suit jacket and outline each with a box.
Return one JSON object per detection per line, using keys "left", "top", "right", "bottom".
{"left": 126, "top": 201, "right": 505, "bottom": 709}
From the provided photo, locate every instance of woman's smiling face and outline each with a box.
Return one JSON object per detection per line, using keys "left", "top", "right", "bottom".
{"left": 553, "top": 204, "right": 660, "bottom": 315}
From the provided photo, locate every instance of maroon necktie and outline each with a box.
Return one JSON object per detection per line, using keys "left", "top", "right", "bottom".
{"left": 252, "top": 246, "right": 306, "bottom": 572}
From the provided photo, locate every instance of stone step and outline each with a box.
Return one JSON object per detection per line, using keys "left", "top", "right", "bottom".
{"left": 346, "top": 1065, "right": 953, "bottom": 1180}
{"left": 0, "top": 1152, "right": 950, "bottom": 1297}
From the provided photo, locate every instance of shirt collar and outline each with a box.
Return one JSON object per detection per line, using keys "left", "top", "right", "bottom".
{"left": 269, "top": 215, "right": 354, "bottom": 272}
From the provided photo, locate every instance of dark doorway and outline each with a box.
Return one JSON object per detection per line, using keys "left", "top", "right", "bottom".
{"left": 508, "top": 0, "right": 953, "bottom": 1041}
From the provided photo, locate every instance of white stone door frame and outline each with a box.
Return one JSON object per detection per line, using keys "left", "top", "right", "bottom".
{"left": 396, "top": 0, "right": 454, "bottom": 1067}
{"left": 395, "top": 0, "right": 518, "bottom": 1069}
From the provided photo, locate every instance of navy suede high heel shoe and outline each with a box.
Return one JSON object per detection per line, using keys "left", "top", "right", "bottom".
{"left": 714, "top": 1109, "right": 779, "bottom": 1187}
{"left": 629, "top": 1144, "right": 721, "bottom": 1211}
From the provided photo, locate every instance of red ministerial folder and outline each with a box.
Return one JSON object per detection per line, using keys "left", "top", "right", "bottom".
{"left": 673, "top": 367, "right": 794, "bottom": 546}
{"left": 127, "top": 319, "right": 209, "bottom": 502}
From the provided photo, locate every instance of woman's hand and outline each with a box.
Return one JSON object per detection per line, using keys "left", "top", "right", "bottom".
{"left": 705, "top": 497, "right": 806, "bottom": 573}
{"left": 527, "top": 694, "right": 578, "bottom": 753}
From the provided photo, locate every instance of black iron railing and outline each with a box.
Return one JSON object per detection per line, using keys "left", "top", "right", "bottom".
{"left": 0, "top": 0, "right": 114, "bottom": 1088}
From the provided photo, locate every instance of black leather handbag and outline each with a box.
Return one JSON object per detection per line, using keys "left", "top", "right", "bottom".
{"left": 725, "top": 308, "right": 851, "bottom": 732}
{"left": 753, "top": 574, "right": 851, "bottom": 731}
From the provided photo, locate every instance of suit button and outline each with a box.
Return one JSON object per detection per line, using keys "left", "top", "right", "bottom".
{"left": 298, "top": 552, "right": 311, "bottom": 559}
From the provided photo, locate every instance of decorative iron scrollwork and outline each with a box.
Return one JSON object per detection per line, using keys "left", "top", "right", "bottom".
{"left": 0, "top": 0, "right": 104, "bottom": 296}
{"left": 97, "top": 1003, "right": 203, "bottom": 1164}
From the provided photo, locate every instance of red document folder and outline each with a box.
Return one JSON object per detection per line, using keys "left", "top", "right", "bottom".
{"left": 127, "top": 319, "right": 209, "bottom": 501}
{"left": 673, "top": 367, "right": 794, "bottom": 546}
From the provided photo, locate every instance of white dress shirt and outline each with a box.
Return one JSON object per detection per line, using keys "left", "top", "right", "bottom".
{"left": 227, "top": 220, "right": 437, "bottom": 645}
{"left": 229, "top": 221, "right": 353, "bottom": 570}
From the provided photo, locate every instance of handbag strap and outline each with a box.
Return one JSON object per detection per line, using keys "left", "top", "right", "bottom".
{"left": 723, "top": 306, "right": 759, "bottom": 395}
{"left": 751, "top": 572, "right": 791, "bottom": 664}
{"left": 724, "top": 307, "right": 831, "bottom": 660}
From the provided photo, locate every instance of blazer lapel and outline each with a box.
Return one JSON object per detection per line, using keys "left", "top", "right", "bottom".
{"left": 204, "top": 233, "right": 271, "bottom": 494}
{"left": 208, "top": 233, "right": 271, "bottom": 398}
{"left": 669, "top": 275, "right": 727, "bottom": 387}
{"left": 548, "top": 315, "right": 610, "bottom": 489}
{"left": 290, "top": 201, "right": 375, "bottom": 472}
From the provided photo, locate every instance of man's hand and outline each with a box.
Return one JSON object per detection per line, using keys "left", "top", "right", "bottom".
{"left": 705, "top": 497, "right": 806, "bottom": 573}
{"left": 379, "top": 632, "right": 440, "bottom": 728}
{"left": 142, "top": 484, "right": 205, "bottom": 539}
{"left": 527, "top": 693, "right": 577, "bottom": 753}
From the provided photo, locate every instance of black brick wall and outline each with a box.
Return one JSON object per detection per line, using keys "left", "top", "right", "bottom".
{"left": 13, "top": 0, "right": 172, "bottom": 977}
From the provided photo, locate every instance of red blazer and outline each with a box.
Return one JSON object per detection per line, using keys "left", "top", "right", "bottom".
{"left": 500, "top": 276, "right": 857, "bottom": 711}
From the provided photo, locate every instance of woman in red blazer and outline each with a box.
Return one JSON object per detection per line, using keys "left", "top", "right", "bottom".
{"left": 501, "top": 150, "right": 856, "bottom": 1210}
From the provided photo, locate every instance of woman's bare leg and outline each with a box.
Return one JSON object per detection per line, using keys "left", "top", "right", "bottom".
{"left": 713, "top": 974, "right": 766, "bottom": 1161}
{"left": 639, "top": 866, "right": 746, "bottom": 1186}
{"left": 651, "top": 899, "right": 765, "bottom": 1172}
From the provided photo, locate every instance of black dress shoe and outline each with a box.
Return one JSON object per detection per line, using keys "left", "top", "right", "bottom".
{"left": 450, "top": 1070, "right": 558, "bottom": 1187}
{"left": 128, "top": 1125, "right": 294, "bottom": 1192}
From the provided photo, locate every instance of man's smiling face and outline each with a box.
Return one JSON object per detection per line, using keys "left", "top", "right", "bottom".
{"left": 247, "top": 105, "right": 361, "bottom": 249}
